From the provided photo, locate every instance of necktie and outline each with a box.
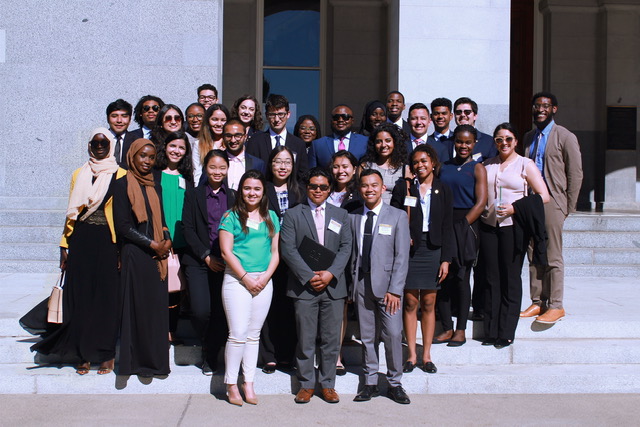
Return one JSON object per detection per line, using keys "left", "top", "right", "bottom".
{"left": 275, "top": 135, "right": 281, "bottom": 147}
{"left": 530, "top": 131, "right": 542, "bottom": 160}
{"left": 314, "top": 206, "right": 324, "bottom": 245}
{"left": 114, "top": 136, "right": 122, "bottom": 163}
{"left": 439, "top": 134, "right": 447, "bottom": 142}
{"left": 414, "top": 138, "right": 423, "bottom": 146}
{"left": 361, "top": 211, "right": 375, "bottom": 273}
{"left": 338, "top": 136, "right": 346, "bottom": 151}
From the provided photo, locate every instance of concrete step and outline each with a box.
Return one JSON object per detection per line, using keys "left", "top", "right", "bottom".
{"left": 0, "top": 226, "right": 61, "bottom": 244}
{"left": 563, "top": 231, "right": 640, "bottom": 249}
{"left": 0, "top": 261, "right": 59, "bottom": 274}
{"left": 0, "top": 197, "right": 67, "bottom": 210}
{"left": 564, "top": 248, "right": 640, "bottom": 265}
{"left": 564, "top": 213, "right": 640, "bottom": 232}
{"left": 2, "top": 243, "right": 59, "bottom": 261}
{"left": 0, "top": 210, "right": 64, "bottom": 227}
{"left": 564, "top": 265, "right": 640, "bottom": 277}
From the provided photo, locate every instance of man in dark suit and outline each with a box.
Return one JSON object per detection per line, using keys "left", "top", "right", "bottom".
{"left": 405, "top": 103, "right": 449, "bottom": 163}
{"left": 521, "top": 92, "right": 583, "bottom": 324}
{"left": 386, "top": 90, "right": 412, "bottom": 135}
{"left": 124, "top": 95, "right": 165, "bottom": 161}
{"left": 453, "top": 97, "right": 498, "bottom": 162}
{"left": 308, "top": 104, "right": 368, "bottom": 168}
{"left": 426, "top": 98, "right": 455, "bottom": 163}
{"left": 106, "top": 99, "right": 133, "bottom": 168}
{"left": 222, "top": 119, "right": 266, "bottom": 190}
{"left": 280, "top": 168, "right": 352, "bottom": 404}
{"left": 349, "top": 169, "right": 411, "bottom": 404}
{"left": 245, "top": 94, "right": 308, "bottom": 179}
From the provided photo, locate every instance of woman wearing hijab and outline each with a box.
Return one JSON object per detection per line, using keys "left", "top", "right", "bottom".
{"left": 114, "top": 138, "right": 172, "bottom": 377}
{"left": 31, "top": 128, "right": 126, "bottom": 375}
{"left": 358, "top": 100, "right": 387, "bottom": 137}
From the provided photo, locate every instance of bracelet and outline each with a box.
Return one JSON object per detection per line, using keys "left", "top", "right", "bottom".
{"left": 240, "top": 272, "right": 248, "bottom": 280}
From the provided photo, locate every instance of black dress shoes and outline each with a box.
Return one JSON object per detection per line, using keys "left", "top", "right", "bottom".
{"left": 387, "top": 386, "right": 411, "bottom": 404}
{"left": 402, "top": 361, "right": 416, "bottom": 373}
{"left": 422, "top": 361, "right": 437, "bottom": 374}
{"left": 353, "top": 385, "right": 380, "bottom": 402}
{"left": 481, "top": 338, "right": 496, "bottom": 346}
{"left": 494, "top": 338, "right": 513, "bottom": 349}
{"left": 262, "top": 363, "right": 277, "bottom": 374}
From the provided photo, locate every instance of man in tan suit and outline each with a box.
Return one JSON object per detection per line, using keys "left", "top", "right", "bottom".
{"left": 520, "top": 92, "right": 583, "bottom": 324}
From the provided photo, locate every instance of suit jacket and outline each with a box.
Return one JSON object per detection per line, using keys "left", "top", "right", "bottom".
{"left": 348, "top": 203, "right": 410, "bottom": 300}
{"left": 426, "top": 134, "right": 453, "bottom": 163}
{"left": 308, "top": 133, "right": 368, "bottom": 169}
{"left": 245, "top": 131, "right": 309, "bottom": 179}
{"left": 118, "top": 129, "right": 140, "bottom": 169}
{"left": 266, "top": 181, "right": 305, "bottom": 221}
{"left": 474, "top": 131, "right": 498, "bottom": 163}
{"left": 523, "top": 123, "right": 583, "bottom": 216}
{"left": 390, "top": 177, "right": 454, "bottom": 262}
{"left": 181, "top": 183, "right": 236, "bottom": 266}
{"left": 280, "top": 202, "right": 352, "bottom": 300}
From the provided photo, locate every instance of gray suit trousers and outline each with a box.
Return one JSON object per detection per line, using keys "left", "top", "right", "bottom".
{"left": 356, "top": 274, "right": 403, "bottom": 387}
{"left": 293, "top": 294, "right": 345, "bottom": 389}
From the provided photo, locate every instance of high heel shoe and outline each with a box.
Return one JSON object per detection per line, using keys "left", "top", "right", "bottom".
{"left": 242, "top": 382, "right": 258, "bottom": 405}
{"left": 226, "top": 384, "right": 243, "bottom": 406}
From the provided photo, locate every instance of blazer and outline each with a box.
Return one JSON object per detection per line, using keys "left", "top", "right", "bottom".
{"left": 280, "top": 202, "right": 352, "bottom": 300}
{"left": 245, "top": 131, "right": 309, "bottom": 179}
{"left": 474, "top": 131, "right": 498, "bottom": 163}
{"left": 308, "top": 133, "right": 368, "bottom": 169}
{"left": 181, "top": 183, "right": 236, "bottom": 267}
{"left": 523, "top": 123, "right": 583, "bottom": 216}
{"left": 426, "top": 134, "right": 453, "bottom": 163}
{"left": 390, "top": 177, "right": 454, "bottom": 262}
{"left": 120, "top": 129, "right": 142, "bottom": 169}
{"left": 348, "top": 203, "right": 410, "bottom": 300}
{"left": 60, "top": 167, "right": 127, "bottom": 248}
{"left": 266, "top": 181, "right": 305, "bottom": 221}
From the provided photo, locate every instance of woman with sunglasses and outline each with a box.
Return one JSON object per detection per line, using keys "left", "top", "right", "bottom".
{"left": 32, "top": 128, "right": 126, "bottom": 375}
{"left": 151, "top": 104, "right": 185, "bottom": 151}
{"left": 194, "top": 104, "right": 230, "bottom": 183}
{"left": 219, "top": 170, "right": 280, "bottom": 405}
{"left": 480, "top": 123, "right": 549, "bottom": 348}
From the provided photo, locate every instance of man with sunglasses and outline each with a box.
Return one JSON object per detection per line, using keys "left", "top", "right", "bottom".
{"left": 246, "top": 94, "right": 308, "bottom": 179}
{"left": 280, "top": 167, "right": 352, "bottom": 404}
{"left": 308, "top": 104, "right": 368, "bottom": 168}
{"left": 105, "top": 99, "right": 133, "bottom": 168}
{"left": 520, "top": 92, "right": 583, "bottom": 324}
{"left": 453, "top": 97, "right": 497, "bottom": 162}
{"left": 222, "top": 119, "right": 265, "bottom": 190}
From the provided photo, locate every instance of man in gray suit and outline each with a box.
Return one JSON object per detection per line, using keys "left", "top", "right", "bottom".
{"left": 280, "top": 167, "right": 352, "bottom": 404}
{"left": 349, "top": 169, "right": 411, "bottom": 404}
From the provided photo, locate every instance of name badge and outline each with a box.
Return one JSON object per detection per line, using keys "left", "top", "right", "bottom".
{"left": 378, "top": 224, "right": 392, "bottom": 235}
{"left": 247, "top": 219, "right": 260, "bottom": 230}
{"left": 178, "top": 176, "right": 186, "bottom": 189}
{"left": 328, "top": 218, "right": 342, "bottom": 234}
{"left": 404, "top": 196, "right": 417, "bottom": 207}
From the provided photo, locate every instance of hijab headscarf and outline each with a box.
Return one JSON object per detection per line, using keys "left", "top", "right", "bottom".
{"left": 359, "top": 100, "right": 386, "bottom": 135}
{"left": 126, "top": 138, "right": 167, "bottom": 280}
{"left": 66, "top": 127, "right": 119, "bottom": 221}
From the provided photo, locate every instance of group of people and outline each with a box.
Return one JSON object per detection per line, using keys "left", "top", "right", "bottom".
{"left": 31, "top": 84, "right": 583, "bottom": 406}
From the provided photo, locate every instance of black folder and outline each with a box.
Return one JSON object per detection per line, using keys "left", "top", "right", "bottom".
{"left": 298, "top": 235, "right": 336, "bottom": 271}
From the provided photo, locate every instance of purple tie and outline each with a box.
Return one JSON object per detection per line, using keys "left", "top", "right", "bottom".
{"left": 314, "top": 206, "right": 324, "bottom": 245}
{"left": 338, "top": 137, "right": 346, "bottom": 151}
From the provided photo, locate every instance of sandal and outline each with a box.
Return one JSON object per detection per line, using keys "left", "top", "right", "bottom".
{"left": 97, "top": 359, "right": 114, "bottom": 375}
{"left": 76, "top": 362, "right": 90, "bottom": 376}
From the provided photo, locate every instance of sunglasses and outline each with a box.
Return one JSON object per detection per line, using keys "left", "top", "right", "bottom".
{"left": 164, "top": 115, "right": 182, "bottom": 123}
{"left": 332, "top": 114, "right": 352, "bottom": 121}
{"left": 143, "top": 105, "right": 160, "bottom": 113}
{"left": 90, "top": 138, "right": 109, "bottom": 148}
{"left": 307, "top": 184, "right": 330, "bottom": 191}
{"left": 454, "top": 109, "right": 473, "bottom": 116}
{"left": 494, "top": 136, "right": 515, "bottom": 144}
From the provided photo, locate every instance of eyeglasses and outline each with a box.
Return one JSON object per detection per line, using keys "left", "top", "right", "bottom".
{"left": 266, "top": 112, "right": 287, "bottom": 119}
{"left": 494, "top": 136, "right": 515, "bottom": 144}
{"left": 273, "top": 160, "right": 293, "bottom": 167}
{"left": 299, "top": 126, "right": 316, "bottom": 132}
{"left": 307, "top": 184, "right": 330, "bottom": 191}
{"left": 143, "top": 105, "right": 160, "bottom": 113}
{"left": 454, "top": 109, "right": 473, "bottom": 116}
{"left": 164, "top": 115, "right": 182, "bottom": 123}
{"left": 533, "top": 103, "right": 553, "bottom": 110}
{"left": 90, "top": 138, "right": 109, "bottom": 148}
{"left": 332, "top": 114, "right": 352, "bottom": 121}
{"left": 198, "top": 95, "right": 217, "bottom": 101}
{"left": 187, "top": 114, "right": 204, "bottom": 120}
{"left": 223, "top": 133, "right": 245, "bottom": 140}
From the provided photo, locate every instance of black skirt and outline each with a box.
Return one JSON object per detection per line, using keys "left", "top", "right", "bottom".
{"left": 405, "top": 233, "right": 441, "bottom": 291}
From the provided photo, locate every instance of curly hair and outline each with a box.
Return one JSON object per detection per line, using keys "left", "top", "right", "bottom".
{"left": 231, "top": 95, "right": 264, "bottom": 132}
{"left": 360, "top": 122, "right": 408, "bottom": 172}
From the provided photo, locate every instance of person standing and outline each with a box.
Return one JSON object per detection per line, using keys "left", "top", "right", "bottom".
{"left": 520, "top": 92, "right": 583, "bottom": 324}
{"left": 349, "top": 169, "right": 411, "bottom": 404}
{"left": 106, "top": 99, "right": 133, "bottom": 168}
{"left": 280, "top": 168, "right": 352, "bottom": 404}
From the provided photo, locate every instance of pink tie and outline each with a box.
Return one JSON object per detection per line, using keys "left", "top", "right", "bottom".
{"left": 314, "top": 206, "right": 324, "bottom": 245}
{"left": 414, "top": 138, "right": 423, "bottom": 145}
{"left": 338, "top": 137, "right": 346, "bottom": 151}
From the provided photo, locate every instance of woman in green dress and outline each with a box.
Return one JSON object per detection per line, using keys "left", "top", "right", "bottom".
{"left": 153, "top": 131, "right": 194, "bottom": 342}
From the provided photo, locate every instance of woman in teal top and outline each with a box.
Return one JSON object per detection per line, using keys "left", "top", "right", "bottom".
{"left": 219, "top": 170, "right": 280, "bottom": 406}
{"left": 153, "top": 130, "right": 194, "bottom": 343}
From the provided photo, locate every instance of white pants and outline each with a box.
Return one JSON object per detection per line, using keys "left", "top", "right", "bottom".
{"left": 222, "top": 269, "right": 273, "bottom": 384}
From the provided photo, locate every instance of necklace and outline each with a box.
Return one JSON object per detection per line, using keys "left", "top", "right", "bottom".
{"left": 455, "top": 157, "right": 472, "bottom": 171}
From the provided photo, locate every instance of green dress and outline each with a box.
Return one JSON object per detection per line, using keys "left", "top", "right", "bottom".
{"left": 160, "top": 172, "right": 187, "bottom": 249}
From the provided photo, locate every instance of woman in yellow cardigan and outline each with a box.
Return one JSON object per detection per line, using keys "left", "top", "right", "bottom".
{"left": 31, "top": 127, "right": 126, "bottom": 375}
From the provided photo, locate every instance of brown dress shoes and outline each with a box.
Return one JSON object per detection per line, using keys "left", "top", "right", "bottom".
{"left": 520, "top": 304, "right": 542, "bottom": 318}
{"left": 295, "top": 388, "right": 314, "bottom": 404}
{"left": 535, "top": 308, "right": 565, "bottom": 324}
{"left": 321, "top": 388, "right": 340, "bottom": 403}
